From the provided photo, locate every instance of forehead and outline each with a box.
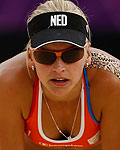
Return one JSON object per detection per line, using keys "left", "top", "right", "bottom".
{"left": 41, "top": 42, "right": 74, "bottom": 50}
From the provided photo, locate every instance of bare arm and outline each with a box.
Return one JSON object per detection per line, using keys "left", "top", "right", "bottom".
{"left": 100, "top": 76, "right": 120, "bottom": 150}
{"left": 0, "top": 83, "right": 25, "bottom": 150}
{"left": 0, "top": 54, "right": 28, "bottom": 150}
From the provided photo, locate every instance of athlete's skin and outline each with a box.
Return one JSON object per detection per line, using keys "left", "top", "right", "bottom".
{"left": 0, "top": 43, "right": 120, "bottom": 150}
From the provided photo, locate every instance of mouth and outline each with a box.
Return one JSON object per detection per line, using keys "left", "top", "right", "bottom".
{"left": 51, "top": 78, "right": 69, "bottom": 82}
{"left": 50, "top": 78, "right": 69, "bottom": 86}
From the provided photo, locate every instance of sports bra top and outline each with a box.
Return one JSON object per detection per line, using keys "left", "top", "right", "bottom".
{"left": 25, "top": 68, "right": 101, "bottom": 148}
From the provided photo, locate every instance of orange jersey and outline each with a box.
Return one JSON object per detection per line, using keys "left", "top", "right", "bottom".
{"left": 25, "top": 68, "right": 101, "bottom": 148}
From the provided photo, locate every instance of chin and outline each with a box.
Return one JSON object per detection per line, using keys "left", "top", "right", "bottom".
{"left": 48, "top": 86, "right": 72, "bottom": 97}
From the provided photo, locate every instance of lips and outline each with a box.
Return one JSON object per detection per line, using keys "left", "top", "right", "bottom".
{"left": 50, "top": 77, "right": 69, "bottom": 86}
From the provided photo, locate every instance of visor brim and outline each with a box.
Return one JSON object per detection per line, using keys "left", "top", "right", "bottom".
{"left": 31, "top": 29, "right": 86, "bottom": 49}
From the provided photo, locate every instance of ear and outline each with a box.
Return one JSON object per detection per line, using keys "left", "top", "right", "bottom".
{"left": 27, "top": 48, "right": 35, "bottom": 69}
{"left": 86, "top": 42, "right": 91, "bottom": 65}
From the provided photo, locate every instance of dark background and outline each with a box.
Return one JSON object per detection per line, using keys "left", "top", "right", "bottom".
{"left": 0, "top": 0, "right": 120, "bottom": 63}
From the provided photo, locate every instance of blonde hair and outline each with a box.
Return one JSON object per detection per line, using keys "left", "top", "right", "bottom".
{"left": 27, "top": 0, "right": 88, "bottom": 23}
{"left": 26, "top": 0, "right": 91, "bottom": 77}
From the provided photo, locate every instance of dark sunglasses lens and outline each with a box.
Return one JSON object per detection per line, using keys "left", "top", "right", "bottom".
{"left": 33, "top": 51, "right": 56, "bottom": 65}
{"left": 62, "top": 48, "right": 84, "bottom": 63}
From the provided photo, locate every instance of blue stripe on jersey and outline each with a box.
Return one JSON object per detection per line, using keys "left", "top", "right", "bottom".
{"left": 83, "top": 67, "right": 100, "bottom": 124}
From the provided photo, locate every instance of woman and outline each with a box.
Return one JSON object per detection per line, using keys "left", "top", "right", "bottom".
{"left": 0, "top": 0, "right": 120, "bottom": 150}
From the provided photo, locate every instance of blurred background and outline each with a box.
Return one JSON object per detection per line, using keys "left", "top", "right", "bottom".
{"left": 0, "top": 0, "right": 120, "bottom": 63}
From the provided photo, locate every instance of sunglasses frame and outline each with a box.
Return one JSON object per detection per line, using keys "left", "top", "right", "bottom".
{"left": 28, "top": 42, "right": 88, "bottom": 64}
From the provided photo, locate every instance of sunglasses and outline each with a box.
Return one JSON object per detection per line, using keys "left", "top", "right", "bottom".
{"left": 29, "top": 46, "right": 85, "bottom": 65}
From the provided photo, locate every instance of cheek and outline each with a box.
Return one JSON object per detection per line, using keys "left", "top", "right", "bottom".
{"left": 35, "top": 63, "right": 51, "bottom": 80}
{"left": 68, "top": 60, "right": 85, "bottom": 80}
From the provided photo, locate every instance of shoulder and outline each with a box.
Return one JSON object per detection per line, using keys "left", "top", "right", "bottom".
{"left": 87, "top": 47, "right": 120, "bottom": 90}
{"left": 86, "top": 48, "right": 120, "bottom": 121}
{"left": 88, "top": 66, "right": 120, "bottom": 149}
{"left": 0, "top": 51, "right": 29, "bottom": 90}
{"left": 0, "top": 52, "right": 34, "bottom": 119}
{"left": 0, "top": 52, "right": 31, "bottom": 149}
{"left": 89, "top": 47, "right": 120, "bottom": 79}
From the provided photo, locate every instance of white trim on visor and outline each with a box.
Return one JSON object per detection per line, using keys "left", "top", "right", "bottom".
{"left": 29, "top": 40, "right": 88, "bottom": 50}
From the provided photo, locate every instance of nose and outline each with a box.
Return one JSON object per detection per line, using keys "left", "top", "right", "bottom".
{"left": 52, "top": 57, "right": 66, "bottom": 73}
